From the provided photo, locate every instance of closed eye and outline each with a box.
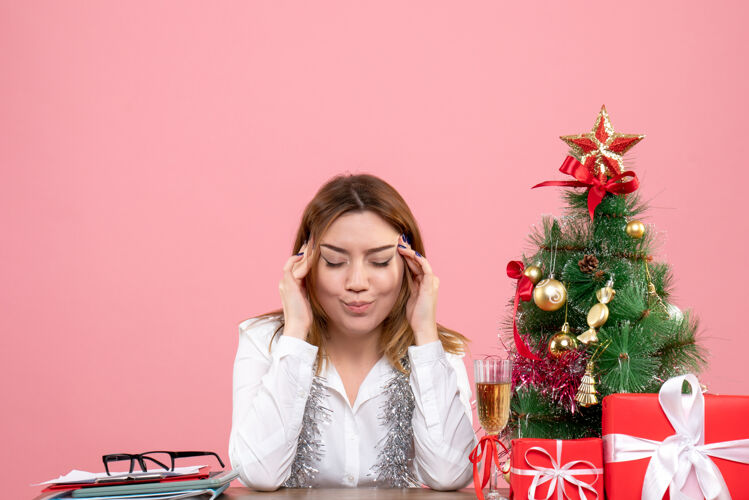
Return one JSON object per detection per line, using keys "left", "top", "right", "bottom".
{"left": 322, "top": 257, "right": 344, "bottom": 267}
{"left": 322, "top": 257, "right": 392, "bottom": 267}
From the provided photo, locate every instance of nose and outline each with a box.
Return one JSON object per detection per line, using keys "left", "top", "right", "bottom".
{"left": 345, "top": 260, "right": 369, "bottom": 292}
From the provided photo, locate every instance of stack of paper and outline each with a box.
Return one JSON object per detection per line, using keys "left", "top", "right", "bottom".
{"left": 34, "top": 468, "right": 238, "bottom": 500}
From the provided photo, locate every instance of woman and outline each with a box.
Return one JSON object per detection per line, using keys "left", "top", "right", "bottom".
{"left": 228, "top": 174, "right": 476, "bottom": 490}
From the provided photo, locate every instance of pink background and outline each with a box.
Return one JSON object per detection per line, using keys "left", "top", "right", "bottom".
{"left": 3, "top": 2, "right": 747, "bottom": 498}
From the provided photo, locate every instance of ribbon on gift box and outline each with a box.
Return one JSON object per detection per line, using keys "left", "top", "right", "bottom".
{"left": 511, "top": 439, "right": 603, "bottom": 500}
{"left": 603, "top": 374, "right": 749, "bottom": 500}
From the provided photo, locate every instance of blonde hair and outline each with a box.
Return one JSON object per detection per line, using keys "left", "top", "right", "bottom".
{"left": 258, "top": 173, "right": 468, "bottom": 374}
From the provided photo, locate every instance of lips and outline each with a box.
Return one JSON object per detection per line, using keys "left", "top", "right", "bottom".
{"left": 343, "top": 301, "right": 373, "bottom": 314}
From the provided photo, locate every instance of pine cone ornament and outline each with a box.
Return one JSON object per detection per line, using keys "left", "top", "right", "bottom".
{"left": 578, "top": 254, "right": 599, "bottom": 273}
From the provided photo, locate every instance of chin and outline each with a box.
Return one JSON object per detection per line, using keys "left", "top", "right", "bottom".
{"left": 338, "top": 317, "right": 383, "bottom": 337}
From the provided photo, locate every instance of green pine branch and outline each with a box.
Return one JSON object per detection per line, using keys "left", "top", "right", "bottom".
{"left": 507, "top": 186, "right": 705, "bottom": 440}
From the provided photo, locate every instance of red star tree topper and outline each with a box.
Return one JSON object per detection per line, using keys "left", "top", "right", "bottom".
{"left": 560, "top": 105, "right": 645, "bottom": 179}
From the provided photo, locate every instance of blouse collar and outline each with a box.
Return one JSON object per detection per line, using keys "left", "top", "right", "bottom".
{"left": 322, "top": 355, "right": 393, "bottom": 413}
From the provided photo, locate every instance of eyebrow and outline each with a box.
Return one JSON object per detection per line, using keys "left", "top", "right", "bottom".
{"left": 320, "top": 244, "right": 395, "bottom": 255}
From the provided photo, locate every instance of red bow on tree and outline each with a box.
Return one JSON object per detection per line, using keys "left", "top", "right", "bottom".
{"left": 532, "top": 156, "right": 639, "bottom": 219}
{"left": 469, "top": 434, "right": 510, "bottom": 500}
{"left": 507, "top": 261, "right": 541, "bottom": 361}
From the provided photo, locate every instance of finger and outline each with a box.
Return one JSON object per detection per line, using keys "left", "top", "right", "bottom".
{"left": 402, "top": 244, "right": 434, "bottom": 277}
{"left": 283, "top": 237, "right": 310, "bottom": 272}
{"left": 297, "top": 238, "right": 312, "bottom": 256}
{"left": 398, "top": 245, "right": 425, "bottom": 276}
{"left": 400, "top": 249, "right": 421, "bottom": 273}
{"left": 291, "top": 254, "right": 311, "bottom": 280}
{"left": 397, "top": 234, "right": 425, "bottom": 262}
{"left": 283, "top": 252, "right": 305, "bottom": 273}
{"left": 291, "top": 236, "right": 315, "bottom": 280}
{"left": 400, "top": 251, "right": 423, "bottom": 279}
{"left": 413, "top": 251, "right": 434, "bottom": 276}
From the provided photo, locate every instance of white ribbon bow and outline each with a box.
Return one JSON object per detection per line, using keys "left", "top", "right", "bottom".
{"left": 511, "top": 439, "right": 603, "bottom": 500}
{"left": 603, "top": 374, "right": 749, "bottom": 500}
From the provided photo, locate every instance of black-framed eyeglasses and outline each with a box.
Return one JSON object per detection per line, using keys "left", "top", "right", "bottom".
{"left": 102, "top": 450, "right": 225, "bottom": 476}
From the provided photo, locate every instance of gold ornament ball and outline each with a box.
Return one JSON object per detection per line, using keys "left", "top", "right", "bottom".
{"left": 548, "top": 333, "right": 578, "bottom": 358}
{"left": 523, "top": 265, "right": 543, "bottom": 285}
{"left": 533, "top": 278, "right": 567, "bottom": 311}
{"left": 626, "top": 220, "right": 646, "bottom": 239}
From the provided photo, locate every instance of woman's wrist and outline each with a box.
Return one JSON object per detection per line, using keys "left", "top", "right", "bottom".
{"left": 283, "top": 324, "right": 309, "bottom": 340}
{"left": 412, "top": 325, "right": 439, "bottom": 346}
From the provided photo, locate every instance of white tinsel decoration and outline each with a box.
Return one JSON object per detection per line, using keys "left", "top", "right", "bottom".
{"left": 285, "top": 358, "right": 419, "bottom": 488}
{"left": 283, "top": 373, "right": 331, "bottom": 487}
{"left": 371, "top": 357, "right": 419, "bottom": 488}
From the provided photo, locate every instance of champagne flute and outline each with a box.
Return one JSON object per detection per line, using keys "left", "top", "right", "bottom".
{"left": 474, "top": 357, "right": 512, "bottom": 500}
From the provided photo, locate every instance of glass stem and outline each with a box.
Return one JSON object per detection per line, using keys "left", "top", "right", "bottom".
{"left": 489, "top": 459, "right": 499, "bottom": 493}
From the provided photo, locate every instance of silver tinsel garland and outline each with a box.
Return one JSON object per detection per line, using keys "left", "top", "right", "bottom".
{"left": 285, "top": 357, "right": 418, "bottom": 488}
{"left": 370, "top": 357, "right": 419, "bottom": 488}
{"left": 283, "top": 372, "right": 331, "bottom": 488}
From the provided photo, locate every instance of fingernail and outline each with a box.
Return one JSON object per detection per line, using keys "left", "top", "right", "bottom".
{"left": 415, "top": 251, "right": 422, "bottom": 257}
{"left": 405, "top": 234, "right": 412, "bottom": 244}
{"left": 398, "top": 244, "right": 407, "bottom": 249}
{"left": 296, "top": 252, "right": 304, "bottom": 256}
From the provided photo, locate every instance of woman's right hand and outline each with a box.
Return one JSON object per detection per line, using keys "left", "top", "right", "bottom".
{"left": 278, "top": 238, "right": 314, "bottom": 340}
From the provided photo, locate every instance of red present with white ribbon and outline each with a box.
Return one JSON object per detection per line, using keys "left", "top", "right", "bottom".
{"left": 602, "top": 374, "right": 749, "bottom": 499}
{"left": 510, "top": 437, "right": 604, "bottom": 500}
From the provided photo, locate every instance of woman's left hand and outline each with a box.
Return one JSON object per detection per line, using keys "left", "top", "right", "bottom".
{"left": 397, "top": 234, "right": 440, "bottom": 345}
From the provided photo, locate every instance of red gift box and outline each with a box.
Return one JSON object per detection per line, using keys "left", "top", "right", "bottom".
{"left": 602, "top": 374, "right": 749, "bottom": 499}
{"left": 510, "top": 437, "right": 604, "bottom": 500}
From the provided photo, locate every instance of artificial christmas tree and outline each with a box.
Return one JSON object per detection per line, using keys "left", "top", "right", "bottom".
{"left": 504, "top": 105, "right": 706, "bottom": 440}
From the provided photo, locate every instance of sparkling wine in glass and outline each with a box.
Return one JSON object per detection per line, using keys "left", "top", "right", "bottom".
{"left": 474, "top": 358, "right": 512, "bottom": 500}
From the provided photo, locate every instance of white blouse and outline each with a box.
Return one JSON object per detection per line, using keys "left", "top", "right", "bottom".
{"left": 228, "top": 316, "right": 476, "bottom": 491}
